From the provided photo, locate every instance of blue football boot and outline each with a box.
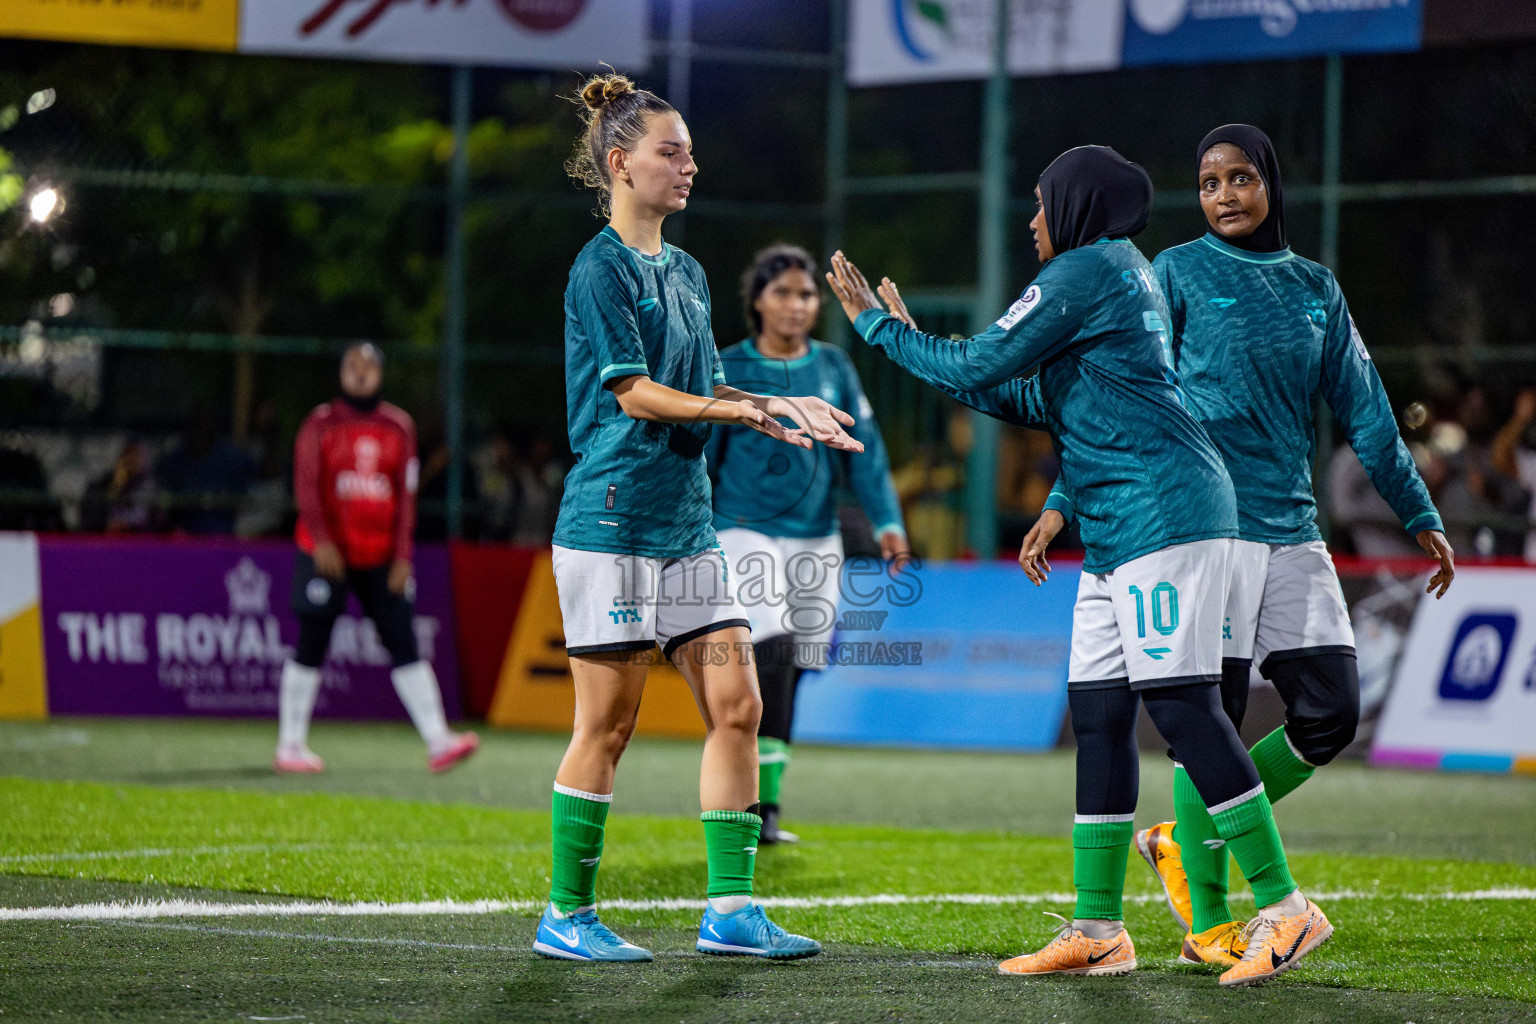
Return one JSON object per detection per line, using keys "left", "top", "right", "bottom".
{"left": 696, "top": 902, "right": 822, "bottom": 959}
{"left": 533, "top": 904, "right": 654, "bottom": 962}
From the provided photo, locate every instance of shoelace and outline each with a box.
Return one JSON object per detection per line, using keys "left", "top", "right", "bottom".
{"left": 743, "top": 904, "right": 787, "bottom": 942}
{"left": 1236, "top": 913, "right": 1278, "bottom": 962}
{"left": 569, "top": 910, "right": 623, "bottom": 946}
{"left": 1041, "top": 911, "right": 1077, "bottom": 945}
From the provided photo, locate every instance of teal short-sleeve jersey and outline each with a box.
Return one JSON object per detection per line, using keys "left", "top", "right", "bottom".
{"left": 554, "top": 227, "right": 728, "bottom": 558}
{"left": 855, "top": 238, "right": 1237, "bottom": 574}
{"left": 706, "top": 339, "right": 903, "bottom": 539}
{"left": 1154, "top": 234, "right": 1442, "bottom": 544}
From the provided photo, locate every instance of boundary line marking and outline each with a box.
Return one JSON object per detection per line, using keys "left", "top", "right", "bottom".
{"left": 3, "top": 888, "right": 1533, "bottom": 921}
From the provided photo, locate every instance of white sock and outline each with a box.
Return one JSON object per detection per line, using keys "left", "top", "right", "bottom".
{"left": 277, "top": 662, "right": 321, "bottom": 749}
{"left": 709, "top": 895, "right": 752, "bottom": 914}
{"left": 549, "top": 903, "right": 595, "bottom": 919}
{"left": 391, "top": 660, "right": 451, "bottom": 751}
{"left": 1262, "top": 889, "right": 1308, "bottom": 918}
{"left": 1072, "top": 919, "right": 1123, "bottom": 940}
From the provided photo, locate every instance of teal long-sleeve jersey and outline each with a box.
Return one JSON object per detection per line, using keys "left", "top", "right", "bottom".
{"left": 706, "top": 339, "right": 904, "bottom": 540}
{"left": 853, "top": 238, "right": 1237, "bottom": 574}
{"left": 554, "top": 227, "right": 726, "bottom": 559}
{"left": 1151, "top": 233, "right": 1442, "bottom": 544}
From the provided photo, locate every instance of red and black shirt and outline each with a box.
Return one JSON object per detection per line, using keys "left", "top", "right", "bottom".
{"left": 294, "top": 399, "right": 418, "bottom": 569}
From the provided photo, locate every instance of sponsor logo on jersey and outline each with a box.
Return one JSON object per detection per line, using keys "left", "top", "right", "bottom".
{"left": 336, "top": 436, "right": 393, "bottom": 501}
{"left": 996, "top": 285, "right": 1042, "bottom": 330}
{"left": 1208, "top": 297, "right": 1237, "bottom": 309}
{"left": 1348, "top": 316, "right": 1371, "bottom": 361}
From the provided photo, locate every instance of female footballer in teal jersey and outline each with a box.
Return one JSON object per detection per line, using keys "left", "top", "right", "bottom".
{"left": 1021, "top": 125, "right": 1455, "bottom": 970}
{"left": 536, "top": 74, "right": 862, "bottom": 963}
{"left": 828, "top": 146, "right": 1329, "bottom": 988}
{"left": 707, "top": 244, "right": 908, "bottom": 845}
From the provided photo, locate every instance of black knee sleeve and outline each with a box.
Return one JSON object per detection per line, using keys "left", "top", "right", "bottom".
{"left": 1068, "top": 687, "right": 1141, "bottom": 817}
{"left": 1219, "top": 660, "right": 1251, "bottom": 732}
{"left": 294, "top": 614, "right": 337, "bottom": 668}
{"left": 1142, "top": 682, "right": 1260, "bottom": 807}
{"left": 1267, "top": 653, "right": 1360, "bottom": 766}
{"left": 754, "top": 636, "right": 801, "bottom": 743}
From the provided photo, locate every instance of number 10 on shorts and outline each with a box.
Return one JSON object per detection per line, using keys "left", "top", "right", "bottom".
{"left": 1127, "top": 583, "right": 1179, "bottom": 638}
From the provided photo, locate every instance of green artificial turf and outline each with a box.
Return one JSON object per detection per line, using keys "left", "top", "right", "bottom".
{"left": 1, "top": 719, "right": 1534, "bottom": 1023}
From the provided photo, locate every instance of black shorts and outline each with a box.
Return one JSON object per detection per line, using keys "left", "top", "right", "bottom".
{"left": 290, "top": 551, "right": 419, "bottom": 668}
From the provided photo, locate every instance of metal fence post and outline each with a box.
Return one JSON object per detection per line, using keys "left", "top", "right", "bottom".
{"left": 824, "top": 0, "right": 850, "bottom": 349}
{"left": 443, "top": 64, "right": 471, "bottom": 540}
{"left": 966, "top": 0, "right": 1010, "bottom": 559}
{"left": 1316, "top": 53, "right": 1344, "bottom": 540}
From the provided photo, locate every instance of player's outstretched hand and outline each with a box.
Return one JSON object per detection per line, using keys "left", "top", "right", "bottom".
{"left": 388, "top": 560, "right": 412, "bottom": 595}
{"left": 766, "top": 395, "right": 864, "bottom": 453}
{"left": 1019, "top": 510, "right": 1065, "bottom": 586}
{"left": 826, "top": 251, "right": 884, "bottom": 325}
{"left": 1417, "top": 529, "right": 1455, "bottom": 599}
{"left": 876, "top": 277, "right": 917, "bottom": 329}
{"left": 731, "top": 400, "right": 814, "bottom": 449}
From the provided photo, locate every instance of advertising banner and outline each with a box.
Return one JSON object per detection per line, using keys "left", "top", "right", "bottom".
{"left": 0, "top": 0, "right": 239, "bottom": 52}
{"left": 39, "top": 538, "right": 460, "bottom": 720}
{"left": 794, "top": 560, "right": 1075, "bottom": 750}
{"left": 1372, "top": 567, "right": 1536, "bottom": 773}
{"left": 1122, "top": 0, "right": 1422, "bottom": 67}
{"left": 848, "top": 0, "right": 1125, "bottom": 86}
{"left": 0, "top": 533, "right": 47, "bottom": 720}
{"left": 239, "top": 0, "right": 647, "bottom": 69}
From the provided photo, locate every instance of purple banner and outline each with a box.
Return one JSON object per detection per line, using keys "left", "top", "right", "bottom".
{"left": 39, "top": 538, "right": 460, "bottom": 720}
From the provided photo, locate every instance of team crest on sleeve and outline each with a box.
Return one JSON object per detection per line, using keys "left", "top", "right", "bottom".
{"left": 997, "top": 285, "right": 1042, "bottom": 330}
{"left": 1348, "top": 316, "right": 1371, "bottom": 362}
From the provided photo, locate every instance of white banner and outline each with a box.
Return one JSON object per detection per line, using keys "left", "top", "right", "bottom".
{"left": 1372, "top": 568, "right": 1536, "bottom": 772}
{"left": 240, "top": 0, "right": 647, "bottom": 69}
{"left": 848, "top": 0, "right": 1124, "bottom": 86}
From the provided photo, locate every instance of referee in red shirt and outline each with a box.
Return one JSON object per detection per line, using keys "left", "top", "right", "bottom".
{"left": 274, "top": 343, "right": 478, "bottom": 774}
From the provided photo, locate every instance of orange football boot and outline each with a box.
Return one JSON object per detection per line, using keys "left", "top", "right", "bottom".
{"left": 998, "top": 914, "right": 1137, "bottom": 977}
{"left": 1179, "top": 920, "right": 1248, "bottom": 968}
{"left": 1135, "top": 821, "right": 1192, "bottom": 930}
{"left": 1219, "top": 898, "right": 1332, "bottom": 987}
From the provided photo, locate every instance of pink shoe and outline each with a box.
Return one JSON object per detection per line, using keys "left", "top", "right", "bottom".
{"left": 429, "top": 732, "right": 480, "bottom": 773}
{"left": 273, "top": 745, "right": 325, "bottom": 774}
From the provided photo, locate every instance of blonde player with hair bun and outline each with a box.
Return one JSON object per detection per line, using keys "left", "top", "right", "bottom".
{"left": 534, "top": 72, "right": 859, "bottom": 963}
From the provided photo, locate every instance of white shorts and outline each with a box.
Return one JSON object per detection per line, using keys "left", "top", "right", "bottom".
{"left": 1222, "top": 539, "right": 1355, "bottom": 673}
{"left": 1068, "top": 538, "right": 1235, "bottom": 691}
{"left": 715, "top": 527, "right": 844, "bottom": 669}
{"left": 551, "top": 544, "right": 748, "bottom": 658}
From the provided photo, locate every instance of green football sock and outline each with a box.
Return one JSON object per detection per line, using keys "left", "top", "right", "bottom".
{"left": 1249, "top": 726, "right": 1316, "bottom": 804}
{"left": 758, "top": 737, "right": 790, "bottom": 806}
{"left": 701, "top": 809, "right": 762, "bottom": 898}
{"left": 1072, "top": 817, "right": 1134, "bottom": 920}
{"left": 1173, "top": 765, "right": 1236, "bottom": 933}
{"left": 1208, "top": 786, "right": 1296, "bottom": 909}
{"left": 549, "top": 785, "right": 610, "bottom": 912}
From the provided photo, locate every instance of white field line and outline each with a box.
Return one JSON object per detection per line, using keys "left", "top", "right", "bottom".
{"left": 3, "top": 888, "right": 1534, "bottom": 922}
{"left": 0, "top": 840, "right": 540, "bottom": 865}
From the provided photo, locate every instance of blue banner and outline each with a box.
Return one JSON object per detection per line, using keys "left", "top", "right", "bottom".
{"left": 794, "top": 561, "right": 1076, "bottom": 751}
{"left": 1122, "top": 0, "right": 1422, "bottom": 67}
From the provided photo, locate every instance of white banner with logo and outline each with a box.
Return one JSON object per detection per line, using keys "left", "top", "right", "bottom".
{"left": 1372, "top": 568, "right": 1536, "bottom": 773}
{"left": 240, "top": 0, "right": 647, "bottom": 69}
{"left": 848, "top": 0, "right": 1125, "bottom": 86}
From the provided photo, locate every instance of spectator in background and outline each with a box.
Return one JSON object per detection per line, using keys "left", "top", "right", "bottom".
{"left": 510, "top": 431, "right": 564, "bottom": 544}
{"left": 157, "top": 404, "right": 255, "bottom": 535}
{"left": 80, "top": 439, "right": 161, "bottom": 533}
{"left": 236, "top": 398, "right": 294, "bottom": 538}
{"left": 1491, "top": 387, "right": 1536, "bottom": 562}
{"left": 0, "top": 440, "right": 62, "bottom": 531}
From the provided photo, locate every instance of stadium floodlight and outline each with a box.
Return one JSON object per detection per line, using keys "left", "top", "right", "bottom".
{"left": 26, "top": 89, "right": 56, "bottom": 115}
{"left": 28, "top": 186, "right": 60, "bottom": 224}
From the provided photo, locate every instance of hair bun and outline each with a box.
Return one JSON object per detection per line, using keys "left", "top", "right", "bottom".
{"left": 581, "top": 73, "right": 636, "bottom": 111}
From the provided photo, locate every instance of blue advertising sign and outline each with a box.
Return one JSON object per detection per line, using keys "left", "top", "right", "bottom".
{"left": 794, "top": 560, "right": 1076, "bottom": 750}
{"left": 1122, "top": 0, "right": 1422, "bottom": 67}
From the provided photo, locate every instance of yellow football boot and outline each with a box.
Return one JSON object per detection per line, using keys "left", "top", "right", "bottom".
{"left": 1179, "top": 920, "right": 1248, "bottom": 968}
{"left": 998, "top": 914, "right": 1137, "bottom": 977}
{"left": 1219, "top": 898, "right": 1333, "bottom": 988}
{"left": 1134, "top": 821, "right": 1192, "bottom": 930}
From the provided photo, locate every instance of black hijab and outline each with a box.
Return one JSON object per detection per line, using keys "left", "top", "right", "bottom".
{"left": 1196, "top": 124, "right": 1286, "bottom": 253}
{"left": 1038, "top": 146, "right": 1153, "bottom": 256}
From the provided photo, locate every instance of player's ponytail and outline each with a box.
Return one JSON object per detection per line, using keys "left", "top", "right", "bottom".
{"left": 566, "top": 72, "right": 676, "bottom": 217}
